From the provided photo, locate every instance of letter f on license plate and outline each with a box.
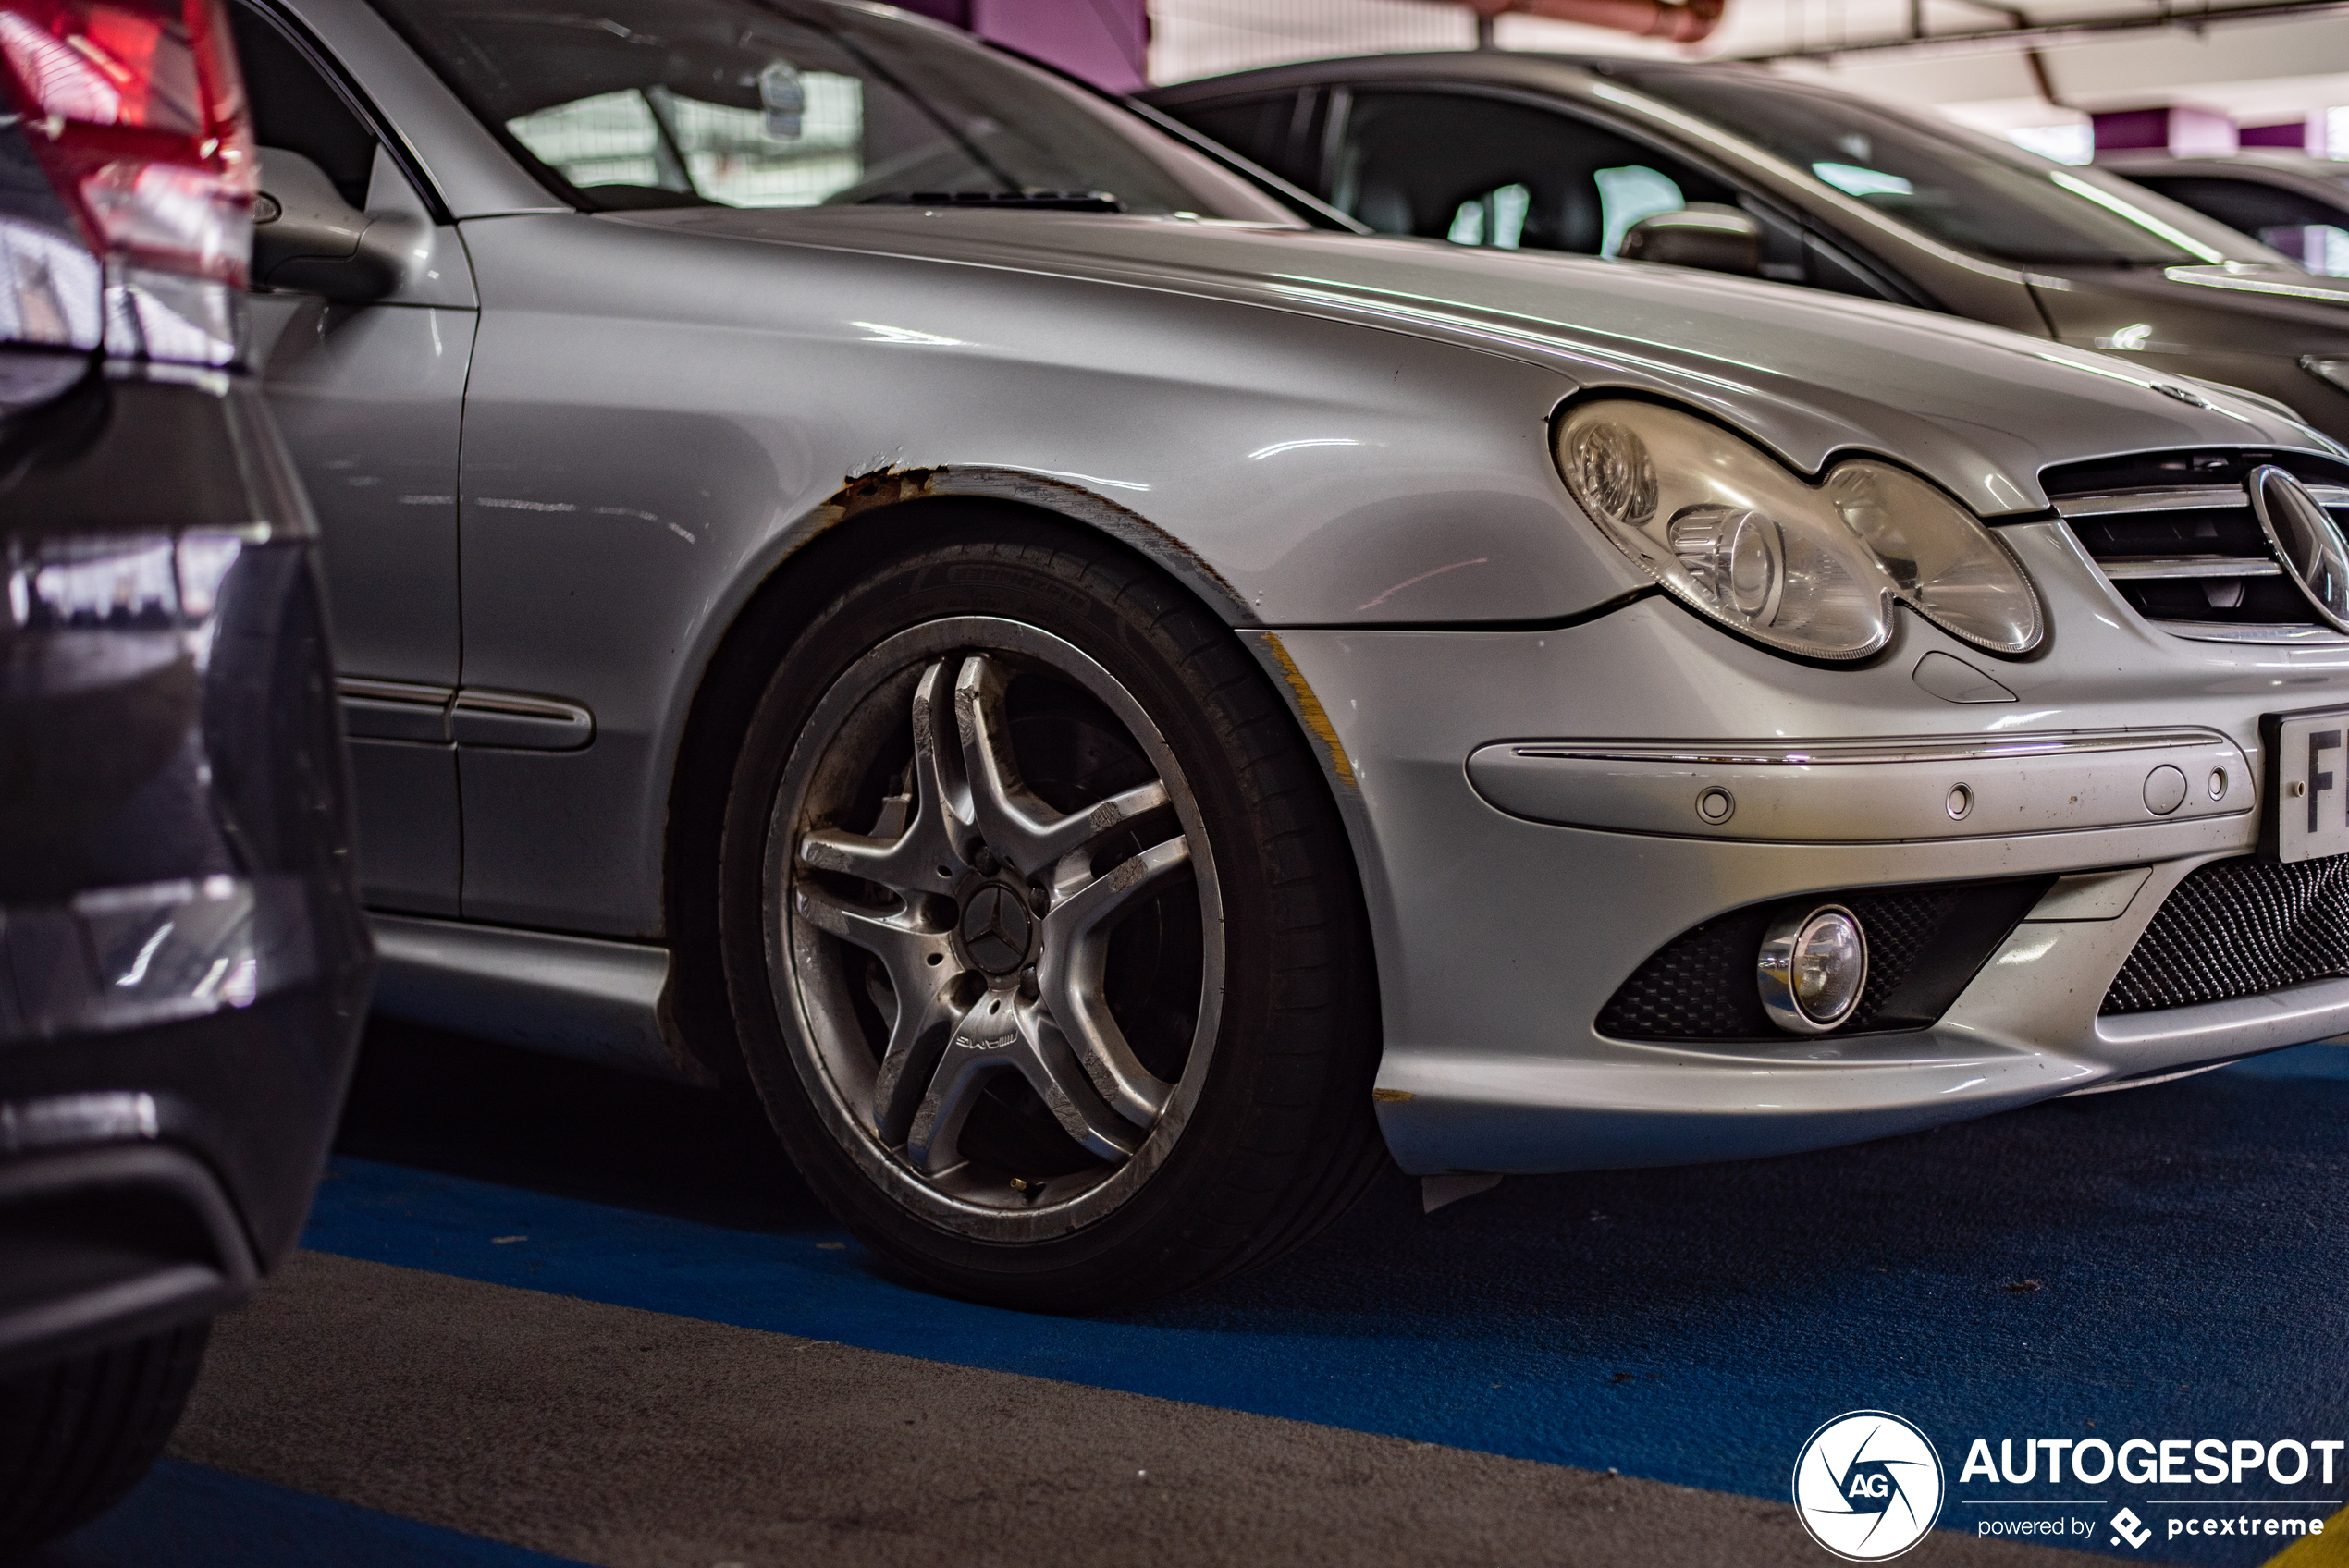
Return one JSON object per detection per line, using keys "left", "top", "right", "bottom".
{"left": 2263, "top": 705, "right": 2349, "bottom": 861}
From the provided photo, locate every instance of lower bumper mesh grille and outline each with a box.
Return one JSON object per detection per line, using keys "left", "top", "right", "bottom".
{"left": 1598, "top": 878, "right": 2050, "bottom": 1041}
{"left": 2103, "top": 855, "right": 2349, "bottom": 1014}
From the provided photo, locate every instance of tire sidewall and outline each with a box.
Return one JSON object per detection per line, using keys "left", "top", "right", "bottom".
{"left": 719, "top": 526, "right": 1335, "bottom": 1305}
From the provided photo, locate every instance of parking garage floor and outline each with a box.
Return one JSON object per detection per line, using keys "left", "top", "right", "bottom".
{"left": 22, "top": 1022, "right": 2349, "bottom": 1568}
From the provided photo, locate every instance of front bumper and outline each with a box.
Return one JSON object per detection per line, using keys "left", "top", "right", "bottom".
{"left": 1251, "top": 520, "right": 2349, "bottom": 1176}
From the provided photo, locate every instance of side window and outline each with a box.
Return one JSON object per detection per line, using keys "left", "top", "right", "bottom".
{"left": 2128, "top": 175, "right": 2349, "bottom": 276}
{"left": 1593, "top": 165, "right": 1685, "bottom": 255}
{"left": 229, "top": 1, "right": 377, "bottom": 209}
{"left": 506, "top": 70, "right": 867, "bottom": 207}
{"left": 1176, "top": 92, "right": 1321, "bottom": 190}
{"left": 364, "top": 0, "right": 1242, "bottom": 217}
{"left": 1328, "top": 91, "right": 1736, "bottom": 257}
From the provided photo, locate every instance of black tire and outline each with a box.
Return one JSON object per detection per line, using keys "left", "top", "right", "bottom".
{"left": 0, "top": 1321, "right": 211, "bottom": 1556}
{"left": 719, "top": 515, "right": 1384, "bottom": 1312}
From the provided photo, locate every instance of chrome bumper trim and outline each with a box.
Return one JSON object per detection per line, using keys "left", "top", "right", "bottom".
{"left": 1467, "top": 729, "right": 2253, "bottom": 842}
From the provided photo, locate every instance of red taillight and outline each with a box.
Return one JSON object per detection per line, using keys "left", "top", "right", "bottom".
{"left": 0, "top": 0, "right": 252, "bottom": 361}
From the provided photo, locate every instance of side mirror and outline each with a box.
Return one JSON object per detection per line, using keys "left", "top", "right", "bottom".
{"left": 252, "top": 148, "right": 419, "bottom": 302}
{"left": 1617, "top": 203, "right": 1765, "bottom": 278}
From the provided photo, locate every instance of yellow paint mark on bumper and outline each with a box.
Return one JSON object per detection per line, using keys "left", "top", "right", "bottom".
{"left": 1259, "top": 632, "right": 1357, "bottom": 790}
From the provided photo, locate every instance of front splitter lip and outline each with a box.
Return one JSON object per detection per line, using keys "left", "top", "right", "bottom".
{"left": 1371, "top": 987, "right": 2349, "bottom": 1178}
{"left": 1372, "top": 1043, "right": 2109, "bottom": 1176}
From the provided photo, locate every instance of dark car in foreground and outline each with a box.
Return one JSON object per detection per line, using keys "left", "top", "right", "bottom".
{"left": 0, "top": 0, "right": 372, "bottom": 1550}
{"left": 1143, "top": 54, "right": 2349, "bottom": 440}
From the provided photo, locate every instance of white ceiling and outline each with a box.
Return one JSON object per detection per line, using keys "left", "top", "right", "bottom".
{"left": 1147, "top": 0, "right": 2349, "bottom": 133}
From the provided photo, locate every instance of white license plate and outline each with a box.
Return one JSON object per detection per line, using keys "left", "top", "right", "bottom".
{"left": 2264, "top": 705, "right": 2349, "bottom": 861}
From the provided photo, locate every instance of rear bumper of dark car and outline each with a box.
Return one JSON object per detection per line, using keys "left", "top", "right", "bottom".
{"left": 0, "top": 1104, "right": 256, "bottom": 1380}
{"left": 0, "top": 354, "right": 372, "bottom": 1376}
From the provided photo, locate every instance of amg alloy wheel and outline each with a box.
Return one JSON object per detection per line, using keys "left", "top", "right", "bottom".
{"left": 719, "top": 524, "right": 1383, "bottom": 1310}
{"left": 773, "top": 617, "right": 1221, "bottom": 1237}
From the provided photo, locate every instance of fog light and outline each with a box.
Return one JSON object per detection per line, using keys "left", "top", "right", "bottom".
{"left": 1757, "top": 904, "right": 1869, "bottom": 1035}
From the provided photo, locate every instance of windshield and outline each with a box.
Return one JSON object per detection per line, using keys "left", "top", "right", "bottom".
{"left": 1614, "top": 67, "right": 2282, "bottom": 268}
{"left": 366, "top": 0, "right": 1292, "bottom": 219}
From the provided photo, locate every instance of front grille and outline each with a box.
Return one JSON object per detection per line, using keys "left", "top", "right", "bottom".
{"left": 2102, "top": 855, "right": 2349, "bottom": 1014}
{"left": 2044, "top": 448, "right": 2349, "bottom": 644}
{"left": 1598, "top": 878, "right": 2051, "bottom": 1041}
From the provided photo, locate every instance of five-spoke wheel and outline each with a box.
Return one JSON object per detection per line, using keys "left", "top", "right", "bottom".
{"left": 720, "top": 524, "right": 1381, "bottom": 1310}
{"left": 775, "top": 619, "right": 1221, "bottom": 1231}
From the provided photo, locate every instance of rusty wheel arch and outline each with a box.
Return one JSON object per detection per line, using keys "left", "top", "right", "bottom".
{"left": 810, "top": 464, "right": 1256, "bottom": 625}
{"left": 658, "top": 469, "right": 1282, "bottom": 1084}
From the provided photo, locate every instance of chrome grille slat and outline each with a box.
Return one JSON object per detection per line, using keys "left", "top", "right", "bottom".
{"left": 2045, "top": 452, "right": 2349, "bottom": 642}
{"left": 2099, "top": 557, "right": 2284, "bottom": 581}
{"left": 2053, "top": 484, "right": 2349, "bottom": 521}
{"left": 2053, "top": 485, "right": 2246, "bottom": 518}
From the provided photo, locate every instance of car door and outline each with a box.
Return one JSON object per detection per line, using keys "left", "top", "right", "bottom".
{"left": 233, "top": 0, "right": 477, "bottom": 915}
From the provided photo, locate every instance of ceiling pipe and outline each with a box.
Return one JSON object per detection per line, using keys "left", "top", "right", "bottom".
{"left": 1734, "top": 0, "right": 2349, "bottom": 60}
{"left": 1458, "top": 0, "right": 1728, "bottom": 45}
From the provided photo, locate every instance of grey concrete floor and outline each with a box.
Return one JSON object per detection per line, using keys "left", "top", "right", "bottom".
{"left": 169, "top": 1250, "right": 2103, "bottom": 1568}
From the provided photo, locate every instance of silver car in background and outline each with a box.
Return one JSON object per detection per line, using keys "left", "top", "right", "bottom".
{"left": 1143, "top": 55, "right": 2349, "bottom": 442}
{"left": 239, "top": 0, "right": 2349, "bottom": 1309}
{"left": 2098, "top": 152, "right": 2349, "bottom": 279}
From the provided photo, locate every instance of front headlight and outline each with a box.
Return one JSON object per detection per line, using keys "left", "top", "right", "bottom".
{"left": 1555, "top": 399, "right": 2043, "bottom": 660}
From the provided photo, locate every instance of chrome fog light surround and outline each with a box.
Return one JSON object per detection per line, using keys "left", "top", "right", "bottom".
{"left": 1757, "top": 904, "right": 1869, "bottom": 1035}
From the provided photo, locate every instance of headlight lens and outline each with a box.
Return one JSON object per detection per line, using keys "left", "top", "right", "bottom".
{"left": 1555, "top": 400, "right": 2042, "bottom": 659}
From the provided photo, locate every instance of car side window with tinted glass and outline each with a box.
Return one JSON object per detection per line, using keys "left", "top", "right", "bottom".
{"left": 2128, "top": 175, "right": 2349, "bottom": 276}
{"left": 366, "top": 0, "right": 1264, "bottom": 217}
{"left": 1175, "top": 92, "right": 1324, "bottom": 192}
{"left": 229, "top": 2, "right": 375, "bottom": 208}
{"left": 503, "top": 65, "right": 868, "bottom": 206}
{"left": 1329, "top": 90, "right": 1735, "bottom": 257}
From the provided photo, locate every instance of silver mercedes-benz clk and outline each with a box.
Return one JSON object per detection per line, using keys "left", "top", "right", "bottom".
{"left": 235, "top": 0, "right": 2349, "bottom": 1307}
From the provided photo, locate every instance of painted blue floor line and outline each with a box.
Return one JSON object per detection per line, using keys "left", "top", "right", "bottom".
{"left": 2220, "top": 1041, "right": 2349, "bottom": 1079}
{"left": 301, "top": 1041, "right": 2349, "bottom": 1568}
{"left": 27, "top": 1459, "right": 590, "bottom": 1568}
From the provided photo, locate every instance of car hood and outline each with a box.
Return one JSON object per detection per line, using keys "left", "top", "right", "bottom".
{"left": 622, "top": 207, "right": 2342, "bottom": 515}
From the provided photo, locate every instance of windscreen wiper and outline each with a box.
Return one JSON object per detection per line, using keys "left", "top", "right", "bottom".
{"left": 859, "top": 190, "right": 1124, "bottom": 212}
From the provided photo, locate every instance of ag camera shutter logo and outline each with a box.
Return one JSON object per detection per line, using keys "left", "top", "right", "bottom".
{"left": 1793, "top": 1411, "right": 1947, "bottom": 1560}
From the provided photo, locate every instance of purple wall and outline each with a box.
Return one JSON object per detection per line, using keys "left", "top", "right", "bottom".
{"left": 2240, "top": 118, "right": 2316, "bottom": 151}
{"left": 887, "top": 0, "right": 1149, "bottom": 92}
{"left": 2092, "top": 105, "right": 2237, "bottom": 158}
